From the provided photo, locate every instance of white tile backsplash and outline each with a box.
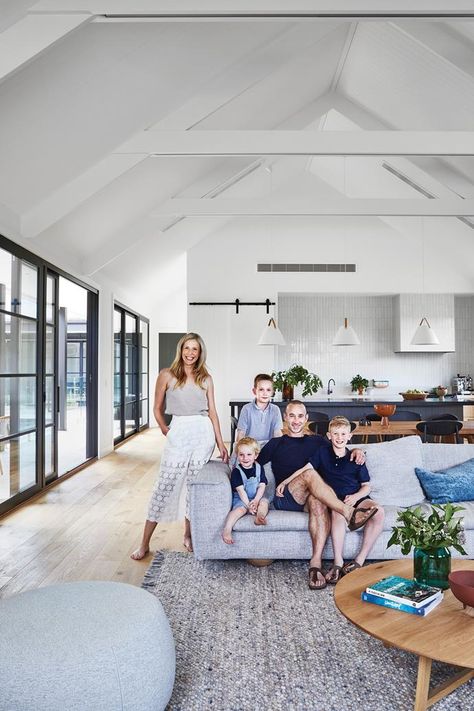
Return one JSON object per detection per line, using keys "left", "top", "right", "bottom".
{"left": 277, "top": 294, "right": 474, "bottom": 397}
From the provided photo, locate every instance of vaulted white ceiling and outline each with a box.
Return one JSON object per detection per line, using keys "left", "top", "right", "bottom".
{"left": 0, "top": 2, "right": 473, "bottom": 297}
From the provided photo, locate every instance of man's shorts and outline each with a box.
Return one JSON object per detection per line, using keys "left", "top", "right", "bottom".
{"left": 273, "top": 487, "right": 305, "bottom": 512}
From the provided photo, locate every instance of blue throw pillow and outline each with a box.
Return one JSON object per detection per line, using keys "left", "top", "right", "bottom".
{"left": 415, "top": 458, "right": 474, "bottom": 504}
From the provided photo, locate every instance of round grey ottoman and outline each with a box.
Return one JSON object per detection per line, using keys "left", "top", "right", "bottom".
{"left": 0, "top": 581, "right": 175, "bottom": 711}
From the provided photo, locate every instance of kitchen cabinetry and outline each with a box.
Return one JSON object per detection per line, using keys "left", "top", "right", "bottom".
{"left": 393, "top": 294, "right": 455, "bottom": 353}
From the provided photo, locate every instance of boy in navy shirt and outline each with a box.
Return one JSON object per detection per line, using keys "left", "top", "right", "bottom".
{"left": 276, "top": 416, "right": 384, "bottom": 583}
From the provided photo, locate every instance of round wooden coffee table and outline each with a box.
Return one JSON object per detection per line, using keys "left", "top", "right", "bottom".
{"left": 335, "top": 559, "right": 474, "bottom": 711}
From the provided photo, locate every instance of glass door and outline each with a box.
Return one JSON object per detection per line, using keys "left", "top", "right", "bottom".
{"left": 0, "top": 250, "right": 39, "bottom": 510}
{"left": 0, "top": 234, "right": 98, "bottom": 515}
{"left": 44, "top": 271, "right": 57, "bottom": 481}
{"left": 56, "top": 276, "right": 96, "bottom": 477}
{"left": 114, "top": 305, "right": 149, "bottom": 444}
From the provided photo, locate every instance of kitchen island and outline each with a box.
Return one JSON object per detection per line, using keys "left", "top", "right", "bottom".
{"left": 229, "top": 396, "right": 474, "bottom": 422}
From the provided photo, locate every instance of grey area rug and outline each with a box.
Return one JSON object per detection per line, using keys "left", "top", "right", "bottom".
{"left": 142, "top": 553, "right": 472, "bottom": 711}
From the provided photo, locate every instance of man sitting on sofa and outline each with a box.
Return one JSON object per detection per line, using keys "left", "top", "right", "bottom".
{"left": 258, "top": 401, "right": 374, "bottom": 590}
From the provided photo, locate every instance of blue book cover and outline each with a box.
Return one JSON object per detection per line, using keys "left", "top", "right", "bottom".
{"left": 361, "top": 591, "right": 442, "bottom": 616}
{"left": 366, "top": 575, "right": 441, "bottom": 608}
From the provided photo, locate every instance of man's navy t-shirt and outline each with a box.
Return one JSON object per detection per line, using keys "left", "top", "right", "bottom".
{"left": 257, "top": 434, "right": 329, "bottom": 486}
{"left": 309, "top": 447, "right": 369, "bottom": 500}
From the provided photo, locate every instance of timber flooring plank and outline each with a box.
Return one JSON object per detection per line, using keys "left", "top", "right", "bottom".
{"left": 0, "top": 429, "right": 187, "bottom": 598}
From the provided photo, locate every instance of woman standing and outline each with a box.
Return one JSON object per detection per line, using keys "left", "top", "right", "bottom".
{"left": 131, "top": 333, "right": 228, "bottom": 559}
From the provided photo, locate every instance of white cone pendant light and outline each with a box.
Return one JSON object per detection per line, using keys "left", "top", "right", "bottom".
{"left": 333, "top": 317, "right": 360, "bottom": 346}
{"left": 410, "top": 317, "right": 440, "bottom": 345}
{"left": 258, "top": 317, "right": 286, "bottom": 346}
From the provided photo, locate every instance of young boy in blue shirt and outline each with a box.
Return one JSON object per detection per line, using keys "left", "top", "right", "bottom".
{"left": 276, "top": 416, "right": 384, "bottom": 583}
{"left": 236, "top": 373, "right": 283, "bottom": 445}
{"left": 222, "top": 437, "right": 269, "bottom": 544}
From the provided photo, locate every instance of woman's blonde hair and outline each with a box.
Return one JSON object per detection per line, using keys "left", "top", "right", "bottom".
{"left": 169, "top": 332, "right": 209, "bottom": 389}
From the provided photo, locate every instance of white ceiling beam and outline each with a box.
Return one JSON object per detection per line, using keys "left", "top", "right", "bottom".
{"left": 116, "top": 131, "right": 474, "bottom": 157}
{"left": 21, "top": 155, "right": 145, "bottom": 239}
{"left": 0, "top": 13, "right": 91, "bottom": 83}
{"left": 152, "top": 197, "right": 474, "bottom": 217}
{"left": 30, "top": 1, "right": 474, "bottom": 18}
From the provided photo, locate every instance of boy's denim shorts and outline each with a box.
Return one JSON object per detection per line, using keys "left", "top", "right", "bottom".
{"left": 231, "top": 494, "right": 269, "bottom": 510}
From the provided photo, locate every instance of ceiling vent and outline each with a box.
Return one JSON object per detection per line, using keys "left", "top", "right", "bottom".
{"left": 257, "top": 263, "right": 356, "bottom": 273}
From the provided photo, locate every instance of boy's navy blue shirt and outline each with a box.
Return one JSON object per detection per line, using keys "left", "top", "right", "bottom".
{"left": 309, "top": 446, "right": 369, "bottom": 500}
{"left": 258, "top": 434, "right": 329, "bottom": 486}
{"left": 230, "top": 463, "right": 268, "bottom": 491}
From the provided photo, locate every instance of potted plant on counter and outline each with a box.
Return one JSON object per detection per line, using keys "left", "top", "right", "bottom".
{"left": 272, "top": 365, "right": 322, "bottom": 401}
{"left": 350, "top": 374, "right": 369, "bottom": 396}
{"left": 387, "top": 504, "right": 467, "bottom": 589}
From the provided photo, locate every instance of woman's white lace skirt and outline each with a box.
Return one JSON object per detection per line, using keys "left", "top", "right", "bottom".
{"left": 147, "top": 415, "right": 215, "bottom": 522}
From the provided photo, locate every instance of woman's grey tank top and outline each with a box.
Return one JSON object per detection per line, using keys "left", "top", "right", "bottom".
{"left": 165, "top": 376, "right": 209, "bottom": 416}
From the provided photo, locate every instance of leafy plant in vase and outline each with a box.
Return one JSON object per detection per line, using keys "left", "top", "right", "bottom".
{"left": 272, "top": 365, "right": 322, "bottom": 401}
{"left": 350, "top": 374, "right": 369, "bottom": 396}
{"left": 387, "top": 503, "right": 467, "bottom": 589}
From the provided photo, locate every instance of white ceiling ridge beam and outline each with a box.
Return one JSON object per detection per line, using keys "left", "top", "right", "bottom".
{"left": 30, "top": 2, "right": 474, "bottom": 18}
{"left": 115, "top": 131, "right": 474, "bottom": 156}
{"left": 152, "top": 197, "right": 474, "bottom": 217}
{"left": 0, "top": 12, "right": 91, "bottom": 84}
{"left": 21, "top": 154, "right": 145, "bottom": 239}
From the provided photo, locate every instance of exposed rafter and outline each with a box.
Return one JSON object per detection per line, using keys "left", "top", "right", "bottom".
{"left": 117, "top": 130, "right": 474, "bottom": 157}
{"left": 0, "top": 13, "right": 90, "bottom": 83}
{"left": 153, "top": 197, "right": 474, "bottom": 217}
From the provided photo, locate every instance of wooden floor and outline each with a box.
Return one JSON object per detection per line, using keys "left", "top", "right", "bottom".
{"left": 0, "top": 428, "right": 186, "bottom": 599}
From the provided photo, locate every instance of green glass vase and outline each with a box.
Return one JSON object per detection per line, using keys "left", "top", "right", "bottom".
{"left": 413, "top": 546, "right": 451, "bottom": 590}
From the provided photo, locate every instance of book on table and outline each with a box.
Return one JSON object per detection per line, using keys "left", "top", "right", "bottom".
{"left": 365, "top": 575, "right": 442, "bottom": 608}
{"left": 361, "top": 591, "right": 442, "bottom": 616}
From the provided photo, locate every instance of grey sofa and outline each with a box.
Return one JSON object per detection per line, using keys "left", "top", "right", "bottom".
{"left": 189, "top": 436, "right": 474, "bottom": 561}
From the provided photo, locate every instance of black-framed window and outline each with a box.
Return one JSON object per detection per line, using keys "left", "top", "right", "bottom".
{"left": 114, "top": 304, "right": 149, "bottom": 444}
{"left": 0, "top": 234, "right": 98, "bottom": 516}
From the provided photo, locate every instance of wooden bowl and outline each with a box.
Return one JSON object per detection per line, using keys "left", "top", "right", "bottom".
{"left": 373, "top": 404, "right": 397, "bottom": 417}
{"left": 449, "top": 570, "right": 474, "bottom": 609}
{"left": 399, "top": 392, "right": 429, "bottom": 401}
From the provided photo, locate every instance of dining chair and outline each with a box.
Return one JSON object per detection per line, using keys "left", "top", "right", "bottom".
{"left": 415, "top": 420, "right": 463, "bottom": 444}
{"left": 307, "top": 411, "right": 330, "bottom": 437}
{"left": 427, "top": 413, "right": 459, "bottom": 421}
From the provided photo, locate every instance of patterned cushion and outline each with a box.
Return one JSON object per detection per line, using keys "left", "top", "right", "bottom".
{"left": 415, "top": 458, "right": 474, "bottom": 504}
{"left": 364, "top": 436, "right": 425, "bottom": 506}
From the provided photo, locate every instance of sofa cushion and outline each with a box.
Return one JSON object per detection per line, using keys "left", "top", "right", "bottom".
{"left": 415, "top": 458, "right": 474, "bottom": 504}
{"left": 364, "top": 436, "right": 425, "bottom": 506}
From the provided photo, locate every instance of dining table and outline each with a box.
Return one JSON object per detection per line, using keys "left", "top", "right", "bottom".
{"left": 352, "top": 420, "right": 474, "bottom": 443}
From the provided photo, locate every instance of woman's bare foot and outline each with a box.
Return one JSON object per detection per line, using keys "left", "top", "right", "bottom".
{"left": 254, "top": 513, "right": 267, "bottom": 525}
{"left": 222, "top": 530, "right": 234, "bottom": 544}
{"left": 183, "top": 536, "right": 193, "bottom": 553}
{"left": 130, "top": 546, "right": 150, "bottom": 561}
